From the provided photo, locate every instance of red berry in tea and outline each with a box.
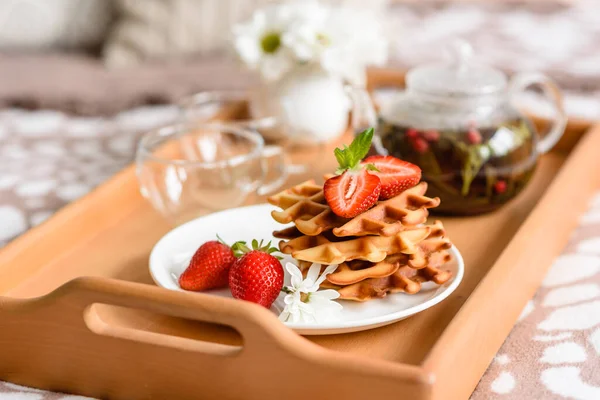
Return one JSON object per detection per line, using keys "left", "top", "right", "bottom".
{"left": 412, "top": 137, "right": 429, "bottom": 153}
{"left": 467, "top": 129, "right": 482, "bottom": 144}
{"left": 422, "top": 130, "right": 440, "bottom": 142}
{"left": 494, "top": 180, "right": 507, "bottom": 194}
{"left": 406, "top": 128, "right": 419, "bottom": 139}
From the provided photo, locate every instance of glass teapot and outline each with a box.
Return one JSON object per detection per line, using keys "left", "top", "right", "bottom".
{"left": 367, "top": 41, "right": 567, "bottom": 215}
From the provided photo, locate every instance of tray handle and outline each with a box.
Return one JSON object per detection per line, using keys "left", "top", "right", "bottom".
{"left": 1, "top": 277, "right": 434, "bottom": 399}
{"left": 17, "top": 277, "right": 306, "bottom": 356}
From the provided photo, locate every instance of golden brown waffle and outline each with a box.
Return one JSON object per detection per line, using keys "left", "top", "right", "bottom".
{"left": 335, "top": 262, "right": 452, "bottom": 301}
{"left": 325, "top": 246, "right": 452, "bottom": 286}
{"left": 332, "top": 182, "right": 440, "bottom": 237}
{"left": 326, "top": 257, "right": 400, "bottom": 286}
{"left": 267, "top": 180, "right": 348, "bottom": 236}
{"left": 282, "top": 220, "right": 451, "bottom": 267}
{"left": 270, "top": 181, "right": 441, "bottom": 239}
{"left": 405, "top": 220, "right": 452, "bottom": 269}
{"left": 273, "top": 226, "right": 303, "bottom": 240}
{"left": 278, "top": 228, "right": 348, "bottom": 254}
{"left": 286, "top": 226, "right": 431, "bottom": 265}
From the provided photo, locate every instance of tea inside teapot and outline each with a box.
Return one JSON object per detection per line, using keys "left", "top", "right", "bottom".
{"left": 370, "top": 41, "right": 566, "bottom": 215}
{"left": 377, "top": 118, "right": 538, "bottom": 214}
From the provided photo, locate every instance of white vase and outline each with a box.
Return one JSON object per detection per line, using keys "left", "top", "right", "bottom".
{"left": 250, "top": 64, "right": 353, "bottom": 143}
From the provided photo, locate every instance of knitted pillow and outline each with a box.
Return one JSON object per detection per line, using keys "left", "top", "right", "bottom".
{"left": 103, "top": 0, "right": 389, "bottom": 68}
{"left": 0, "top": 0, "right": 113, "bottom": 50}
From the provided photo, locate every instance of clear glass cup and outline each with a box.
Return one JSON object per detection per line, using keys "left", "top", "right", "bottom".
{"left": 179, "top": 90, "right": 328, "bottom": 175}
{"left": 179, "top": 90, "right": 278, "bottom": 131}
{"left": 136, "top": 123, "right": 287, "bottom": 225}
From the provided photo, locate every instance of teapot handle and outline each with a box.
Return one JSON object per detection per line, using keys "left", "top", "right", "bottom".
{"left": 345, "top": 85, "right": 378, "bottom": 134}
{"left": 509, "top": 72, "right": 567, "bottom": 154}
{"left": 344, "top": 85, "right": 389, "bottom": 154}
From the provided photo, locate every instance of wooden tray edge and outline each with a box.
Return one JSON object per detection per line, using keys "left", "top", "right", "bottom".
{"left": 0, "top": 69, "right": 595, "bottom": 400}
{"left": 0, "top": 275, "right": 435, "bottom": 399}
{"left": 423, "top": 124, "right": 600, "bottom": 399}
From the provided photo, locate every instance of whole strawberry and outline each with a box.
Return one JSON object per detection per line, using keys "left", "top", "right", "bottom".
{"left": 229, "top": 240, "right": 284, "bottom": 308}
{"left": 178, "top": 236, "right": 236, "bottom": 291}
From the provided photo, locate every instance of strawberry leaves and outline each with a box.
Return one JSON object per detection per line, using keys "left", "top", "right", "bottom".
{"left": 216, "top": 234, "right": 229, "bottom": 246}
{"left": 231, "top": 238, "right": 282, "bottom": 259}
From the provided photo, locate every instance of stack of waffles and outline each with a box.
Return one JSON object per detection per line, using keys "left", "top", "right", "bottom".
{"left": 268, "top": 181, "right": 454, "bottom": 301}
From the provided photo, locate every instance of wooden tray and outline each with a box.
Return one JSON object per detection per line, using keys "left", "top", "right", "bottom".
{"left": 1, "top": 73, "right": 599, "bottom": 400}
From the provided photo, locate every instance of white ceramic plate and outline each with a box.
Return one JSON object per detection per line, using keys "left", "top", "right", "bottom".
{"left": 149, "top": 204, "right": 464, "bottom": 335}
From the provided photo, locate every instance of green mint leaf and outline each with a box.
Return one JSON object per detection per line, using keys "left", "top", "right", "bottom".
{"left": 332, "top": 127, "right": 375, "bottom": 172}
{"left": 348, "top": 128, "right": 374, "bottom": 165}
{"left": 334, "top": 147, "right": 347, "bottom": 169}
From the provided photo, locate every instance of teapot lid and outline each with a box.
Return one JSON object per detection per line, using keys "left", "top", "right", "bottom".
{"left": 406, "top": 40, "right": 507, "bottom": 96}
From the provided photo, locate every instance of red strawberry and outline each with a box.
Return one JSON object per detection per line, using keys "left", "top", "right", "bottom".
{"left": 229, "top": 240, "right": 284, "bottom": 308}
{"left": 324, "top": 169, "right": 381, "bottom": 218}
{"left": 362, "top": 155, "right": 422, "bottom": 199}
{"left": 324, "top": 128, "right": 381, "bottom": 218}
{"left": 179, "top": 238, "right": 235, "bottom": 291}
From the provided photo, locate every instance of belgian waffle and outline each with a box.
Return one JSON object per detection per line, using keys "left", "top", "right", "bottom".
{"left": 332, "top": 182, "right": 440, "bottom": 237}
{"left": 285, "top": 226, "right": 431, "bottom": 265}
{"left": 334, "top": 264, "right": 450, "bottom": 301}
{"left": 326, "top": 246, "right": 452, "bottom": 287}
{"left": 267, "top": 180, "right": 348, "bottom": 236}
{"left": 270, "top": 170, "right": 455, "bottom": 302}
{"left": 269, "top": 181, "right": 440, "bottom": 238}
{"left": 402, "top": 220, "right": 452, "bottom": 269}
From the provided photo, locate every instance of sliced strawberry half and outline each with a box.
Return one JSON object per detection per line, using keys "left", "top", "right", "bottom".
{"left": 362, "top": 155, "right": 421, "bottom": 199}
{"left": 324, "top": 128, "right": 381, "bottom": 218}
{"left": 324, "top": 169, "right": 381, "bottom": 218}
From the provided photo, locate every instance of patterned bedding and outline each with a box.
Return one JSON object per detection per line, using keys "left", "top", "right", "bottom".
{"left": 1, "top": 1, "right": 600, "bottom": 399}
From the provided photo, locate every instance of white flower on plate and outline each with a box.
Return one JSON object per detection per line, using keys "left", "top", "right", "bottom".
{"left": 279, "top": 262, "right": 343, "bottom": 323}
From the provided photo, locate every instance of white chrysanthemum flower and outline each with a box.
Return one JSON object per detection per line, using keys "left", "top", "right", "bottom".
{"left": 281, "top": 1, "right": 328, "bottom": 62}
{"left": 318, "top": 7, "right": 388, "bottom": 86}
{"left": 233, "top": 4, "right": 296, "bottom": 81}
{"left": 279, "top": 262, "right": 343, "bottom": 324}
{"left": 233, "top": 1, "right": 388, "bottom": 84}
